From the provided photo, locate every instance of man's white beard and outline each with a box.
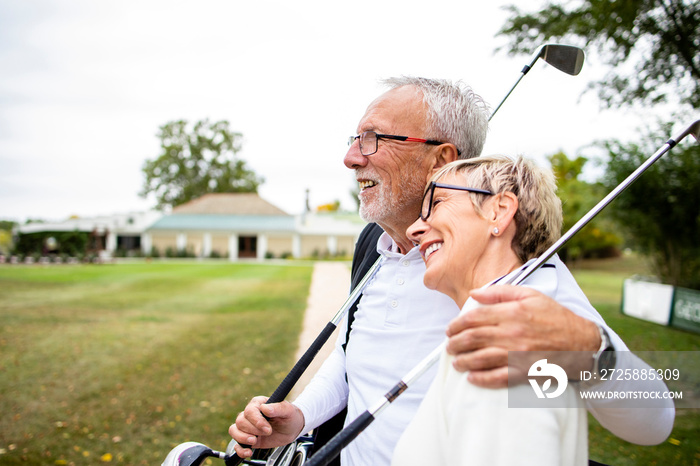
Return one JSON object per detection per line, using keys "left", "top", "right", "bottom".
{"left": 358, "top": 169, "right": 426, "bottom": 225}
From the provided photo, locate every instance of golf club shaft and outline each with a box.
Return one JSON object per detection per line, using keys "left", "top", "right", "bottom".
{"left": 267, "top": 256, "right": 383, "bottom": 404}
{"left": 304, "top": 119, "right": 700, "bottom": 466}
{"left": 224, "top": 257, "right": 383, "bottom": 466}
{"left": 304, "top": 343, "right": 445, "bottom": 466}
{"left": 489, "top": 71, "right": 529, "bottom": 122}
{"left": 489, "top": 47, "right": 544, "bottom": 122}
{"left": 507, "top": 119, "right": 700, "bottom": 287}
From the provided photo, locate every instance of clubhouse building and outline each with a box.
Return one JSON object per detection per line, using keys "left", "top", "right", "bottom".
{"left": 14, "top": 193, "right": 367, "bottom": 260}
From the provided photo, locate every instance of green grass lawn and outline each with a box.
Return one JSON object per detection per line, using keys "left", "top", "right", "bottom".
{"left": 0, "top": 257, "right": 697, "bottom": 465}
{"left": 0, "top": 261, "right": 313, "bottom": 465}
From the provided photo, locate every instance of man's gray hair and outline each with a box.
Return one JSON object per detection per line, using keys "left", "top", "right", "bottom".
{"left": 381, "top": 76, "right": 490, "bottom": 159}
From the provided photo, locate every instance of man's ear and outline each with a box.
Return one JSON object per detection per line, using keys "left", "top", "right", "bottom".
{"left": 429, "top": 144, "right": 460, "bottom": 175}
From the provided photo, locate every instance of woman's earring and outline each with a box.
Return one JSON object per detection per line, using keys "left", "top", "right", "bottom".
{"left": 493, "top": 227, "right": 499, "bottom": 235}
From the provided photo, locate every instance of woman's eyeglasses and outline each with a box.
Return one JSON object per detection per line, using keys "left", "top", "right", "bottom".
{"left": 420, "top": 181, "right": 493, "bottom": 221}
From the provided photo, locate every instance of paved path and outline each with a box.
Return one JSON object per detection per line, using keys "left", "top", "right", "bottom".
{"left": 289, "top": 262, "right": 351, "bottom": 400}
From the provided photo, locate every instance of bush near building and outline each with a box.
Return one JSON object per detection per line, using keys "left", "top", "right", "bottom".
{"left": 13, "top": 231, "right": 89, "bottom": 257}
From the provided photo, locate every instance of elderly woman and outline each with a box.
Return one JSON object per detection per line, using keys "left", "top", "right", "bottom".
{"left": 392, "top": 155, "right": 587, "bottom": 465}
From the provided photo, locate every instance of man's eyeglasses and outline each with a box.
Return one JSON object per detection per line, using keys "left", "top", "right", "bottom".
{"left": 420, "top": 181, "right": 493, "bottom": 221}
{"left": 348, "top": 130, "right": 447, "bottom": 156}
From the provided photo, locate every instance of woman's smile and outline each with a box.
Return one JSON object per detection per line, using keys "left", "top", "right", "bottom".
{"left": 422, "top": 241, "right": 443, "bottom": 261}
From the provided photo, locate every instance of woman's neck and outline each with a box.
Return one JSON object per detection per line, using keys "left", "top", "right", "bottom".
{"left": 454, "top": 255, "right": 523, "bottom": 309}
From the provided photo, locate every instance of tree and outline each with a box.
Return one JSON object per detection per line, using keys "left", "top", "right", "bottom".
{"left": 549, "top": 152, "right": 621, "bottom": 262}
{"left": 0, "top": 221, "right": 17, "bottom": 256}
{"left": 499, "top": 1, "right": 700, "bottom": 289}
{"left": 498, "top": 0, "right": 699, "bottom": 110}
{"left": 14, "top": 231, "right": 88, "bottom": 257}
{"left": 599, "top": 123, "right": 700, "bottom": 288}
{"left": 141, "top": 119, "right": 264, "bottom": 209}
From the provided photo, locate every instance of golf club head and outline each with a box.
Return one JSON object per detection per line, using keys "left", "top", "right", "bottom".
{"left": 490, "top": 43, "right": 586, "bottom": 121}
{"left": 162, "top": 442, "right": 216, "bottom": 466}
{"left": 225, "top": 439, "right": 238, "bottom": 457}
{"left": 538, "top": 44, "right": 585, "bottom": 76}
{"left": 224, "top": 436, "right": 314, "bottom": 466}
{"left": 685, "top": 119, "right": 700, "bottom": 142}
{"left": 223, "top": 438, "right": 269, "bottom": 465}
{"left": 670, "top": 119, "right": 700, "bottom": 145}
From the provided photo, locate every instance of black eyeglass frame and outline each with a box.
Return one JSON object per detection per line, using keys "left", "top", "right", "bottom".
{"left": 348, "top": 131, "right": 450, "bottom": 156}
{"left": 420, "top": 181, "right": 494, "bottom": 221}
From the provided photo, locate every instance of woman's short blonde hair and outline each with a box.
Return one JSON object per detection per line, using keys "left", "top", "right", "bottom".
{"left": 431, "top": 155, "right": 562, "bottom": 262}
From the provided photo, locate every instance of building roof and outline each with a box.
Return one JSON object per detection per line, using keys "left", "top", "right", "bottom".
{"left": 17, "top": 211, "right": 163, "bottom": 235}
{"left": 172, "top": 193, "right": 289, "bottom": 216}
{"left": 13, "top": 193, "right": 368, "bottom": 239}
{"left": 148, "top": 214, "right": 296, "bottom": 232}
{"left": 148, "top": 193, "right": 295, "bottom": 232}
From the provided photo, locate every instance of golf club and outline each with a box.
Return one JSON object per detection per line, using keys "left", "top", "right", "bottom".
{"left": 162, "top": 435, "right": 315, "bottom": 466}
{"left": 223, "top": 256, "right": 383, "bottom": 465}
{"left": 489, "top": 44, "right": 585, "bottom": 121}
{"left": 161, "top": 442, "right": 226, "bottom": 466}
{"left": 265, "top": 256, "right": 383, "bottom": 404}
{"left": 506, "top": 118, "right": 699, "bottom": 287}
{"left": 163, "top": 42, "right": 588, "bottom": 466}
{"left": 303, "top": 119, "right": 700, "bottom": 466}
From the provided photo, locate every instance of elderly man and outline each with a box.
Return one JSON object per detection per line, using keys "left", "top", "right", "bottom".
{"left": 229, "top": 77, "right": 674, "bottom": 466}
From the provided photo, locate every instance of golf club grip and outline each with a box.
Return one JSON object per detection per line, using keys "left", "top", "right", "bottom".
{"left": 305, "top": 411, "right": 375, "bottom": 466}
{"left": 268, "top": 321, "right": 338, "bottom": 403}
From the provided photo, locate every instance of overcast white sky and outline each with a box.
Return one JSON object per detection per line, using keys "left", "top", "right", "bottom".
{"left": 0, "top": 0, "right": 655, "bottom": 223}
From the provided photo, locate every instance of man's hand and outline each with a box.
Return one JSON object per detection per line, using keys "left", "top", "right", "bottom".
{"left": 445, "top": 285, "right": 601, "bottom": 388}
{"left": 228, "top": 396, "right": 305, "bottom": 458}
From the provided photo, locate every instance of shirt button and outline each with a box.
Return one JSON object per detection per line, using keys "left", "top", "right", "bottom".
{"left": 402, "top": 260, "right": 410, "bottom": 267}
{"left": 397, "top": 278, "right": 405, "bottom": 285}
{"left": 391, "top": 300, "right": 398, "bottom": 308}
